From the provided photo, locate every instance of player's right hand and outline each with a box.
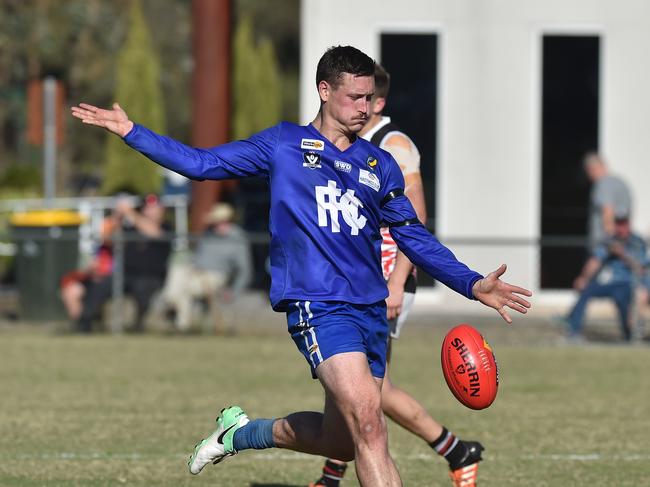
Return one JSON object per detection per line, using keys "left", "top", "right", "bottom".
{"left": 70, "top": 102, "right": 134, "bottom": 138}
{"left": 385, "top": 281, "right": 404, "bottom": 320}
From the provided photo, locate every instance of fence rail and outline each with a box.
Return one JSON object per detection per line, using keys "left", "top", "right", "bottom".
{"left": 2, "top": 195, "right": 646, "bottom": 332}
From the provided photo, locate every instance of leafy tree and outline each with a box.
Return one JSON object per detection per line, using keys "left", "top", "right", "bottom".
{"left": 233, "top": 0, "right": 299, "bottom": 122}
{"left": 232, "top": 14, "right": 282, "bottom": 140}
{"left": 102, "top": 0, "right": 165, "bottom": 195}
{"left": 0, "top": 1, "right": 298, "bottom": 194}
{"left": 0, "top": 1, "right": 127, "bottom": 186}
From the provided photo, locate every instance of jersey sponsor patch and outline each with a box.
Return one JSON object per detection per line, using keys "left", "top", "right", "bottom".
{"left": 303, "top": 152, "right": 322, "bottom": 169}
{"left": 334, "top": 160, "right": 352, "bottom": 173}
{"left": 301, "top": 138, "right": 325, "bottom": 151}
{"left": 359, "top": 169, "right": 380, "bottom": 192}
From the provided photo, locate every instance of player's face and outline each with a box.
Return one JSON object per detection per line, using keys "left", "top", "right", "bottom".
{"left": 322, "top": 73, "right": 374, "bottom": 133}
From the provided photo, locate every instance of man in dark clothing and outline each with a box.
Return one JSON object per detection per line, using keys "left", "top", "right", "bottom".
{"left": 77, "top": 195, "right": 171, "bottom": 332}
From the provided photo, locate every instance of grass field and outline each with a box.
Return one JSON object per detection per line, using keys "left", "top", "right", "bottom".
{"left": 1, "top": 311, "right": 649, "bottom": 487}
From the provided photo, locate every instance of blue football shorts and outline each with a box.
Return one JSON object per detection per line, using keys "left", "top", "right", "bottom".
{"left": 286, "top": 300, "right": 389, "bottom": 379}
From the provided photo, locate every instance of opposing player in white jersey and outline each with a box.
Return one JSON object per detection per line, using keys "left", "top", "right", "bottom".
{"left": 310, "top": 64, "right": 483, "bottom": 487}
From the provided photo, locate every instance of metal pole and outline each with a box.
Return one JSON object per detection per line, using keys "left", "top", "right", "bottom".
{"left": 43, "top": 76, "right": 57, "bottom": 205}
{"left": 174, "top": 197, "right": 189, "bottom": 251}
{"left": 111, "top": 225, "right": 125, "bottom": 334}
{"left": 77, "top": 200, "right": 93, "bottom": 266}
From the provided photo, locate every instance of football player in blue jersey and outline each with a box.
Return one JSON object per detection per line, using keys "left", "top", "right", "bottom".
{"left": 72, "top": 45, "right": 532, "bottom": 487}
{"left": 310, "top": 64, "right": 484, "bottom": 487}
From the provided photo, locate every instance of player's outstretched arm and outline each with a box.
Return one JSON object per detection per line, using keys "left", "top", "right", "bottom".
{"left": 71, "top": 102, "right": 277, "bottom": 181}
{"left": 71, "top": 103, "right": 134, "bottom": 138}
{"left": 471, "top": 264, "right": 532, "bottom": 324}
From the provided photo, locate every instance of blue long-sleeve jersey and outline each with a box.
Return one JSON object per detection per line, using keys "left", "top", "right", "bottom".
{"left": 124, "top": 121, "right": 482, "bottom": 311}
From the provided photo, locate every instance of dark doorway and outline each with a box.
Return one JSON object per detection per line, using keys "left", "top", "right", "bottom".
{"left": 540, "top": 35, "right": 600, "bottom": 288}
{"left": 381, "top": 33, "right": 438, "bottom": 286}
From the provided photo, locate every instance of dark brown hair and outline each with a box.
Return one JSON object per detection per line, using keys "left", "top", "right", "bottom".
{"left": 316, "top": 46, "right": 375, "bottom": 88}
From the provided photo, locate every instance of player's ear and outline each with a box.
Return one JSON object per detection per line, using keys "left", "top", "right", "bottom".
{"left": 318, "top": 80, "right": 330, "bottom": 103}
{"left": 373, "top": 97, "right": 386, "bottom": 115}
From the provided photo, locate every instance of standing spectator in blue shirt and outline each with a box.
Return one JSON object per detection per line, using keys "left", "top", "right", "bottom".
{"left": 584, "top": 153, "right": 632, "bottom": 251}
{"left": 567, "top": 217, "right": 647, "bottom": 341}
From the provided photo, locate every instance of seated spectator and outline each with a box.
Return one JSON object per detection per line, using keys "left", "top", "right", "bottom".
{"left": 60, "top": 243, "right": 112, "bottom": 322}
{"left": 77, "top": 194, "right": 171, "bottom": 333}
{"left": 161, "top": 203, "right": 252, "bottom": 332}
{"left": 565, "top": 217, "right": 647, "bottom": 342}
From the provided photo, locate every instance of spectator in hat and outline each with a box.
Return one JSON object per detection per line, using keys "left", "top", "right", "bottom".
{"left": 161, "top": 202, "right": 252, "bottom": 332}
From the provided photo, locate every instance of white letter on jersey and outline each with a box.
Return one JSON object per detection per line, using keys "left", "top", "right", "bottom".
{"left": 316, "top": 180, "right": 342, "bottom": 232}
{"left": 315, "top": 180, "right": 367, "bottom": 235}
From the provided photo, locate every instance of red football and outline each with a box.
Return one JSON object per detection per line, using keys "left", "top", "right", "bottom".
{"left": 440, "top": 324, "right": 499, "bottom": 410}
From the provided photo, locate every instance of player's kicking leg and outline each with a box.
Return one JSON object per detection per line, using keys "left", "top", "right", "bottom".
{"left": 188, "top": 299, "right": 401, "bottom": 485}
{"left": 187, "top": 351, "right": 401, "bottom": 486}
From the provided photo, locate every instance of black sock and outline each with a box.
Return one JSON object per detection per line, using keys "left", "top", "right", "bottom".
{"left": 429, "top": 427, "right": 468, "bottom": 469}
{"left": 316, "top": 459, "right": 347, "bottom": 486}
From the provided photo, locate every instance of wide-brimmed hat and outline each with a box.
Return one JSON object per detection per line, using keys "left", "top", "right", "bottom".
{"left": 205, "top": 203, "right": 234, "bottom": 224}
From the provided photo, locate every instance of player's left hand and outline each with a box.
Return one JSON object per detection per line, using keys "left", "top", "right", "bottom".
{"left": 472, "top": 264, "right": 532, "bottom": 324}
{"left": 385, "top": 281, "right": 404, "bottom": 320}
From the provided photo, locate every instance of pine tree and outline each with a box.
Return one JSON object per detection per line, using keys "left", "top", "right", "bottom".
{"left": 102, "top": 0, "right": 165, "bottom": 195}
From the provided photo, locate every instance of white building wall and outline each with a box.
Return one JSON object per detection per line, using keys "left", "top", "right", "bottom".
{"left": 300, "top": 0, "right": 650, "bottom": 315}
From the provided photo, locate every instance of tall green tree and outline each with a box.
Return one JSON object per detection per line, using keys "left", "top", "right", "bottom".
{"left": 232, "top": 14, "right": 282, "bottom": 140}
{"left": 102, "top": 0, "right": 165, "bottom": 195}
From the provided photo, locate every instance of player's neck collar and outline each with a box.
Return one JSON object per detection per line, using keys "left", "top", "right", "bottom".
{"left": 306, "top": 123, "right": 360, "bottom": 155}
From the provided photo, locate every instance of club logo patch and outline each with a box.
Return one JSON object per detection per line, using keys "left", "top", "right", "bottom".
{"left": 303, "top": 152, "right": 322, "bottom": 169}
{"left": 366, "top": 155, "right": 378, "bottom": 169}
{"left": 334, "top": 160, "right": 352, "bottom": 173}
{"left": 358, "top": 169, "right": 380, "bottom": 192}
{"left": 301, "top": 138, "right": 325, "bottom": 151}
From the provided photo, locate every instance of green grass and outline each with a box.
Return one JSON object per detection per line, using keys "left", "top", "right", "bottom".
{"left": 0, "top": 317, "right": 648, "bottom": 486}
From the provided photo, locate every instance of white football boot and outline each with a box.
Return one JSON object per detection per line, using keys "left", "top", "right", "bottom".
{"left": 188, "top": 406, "right": 250, "bottom": 475}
